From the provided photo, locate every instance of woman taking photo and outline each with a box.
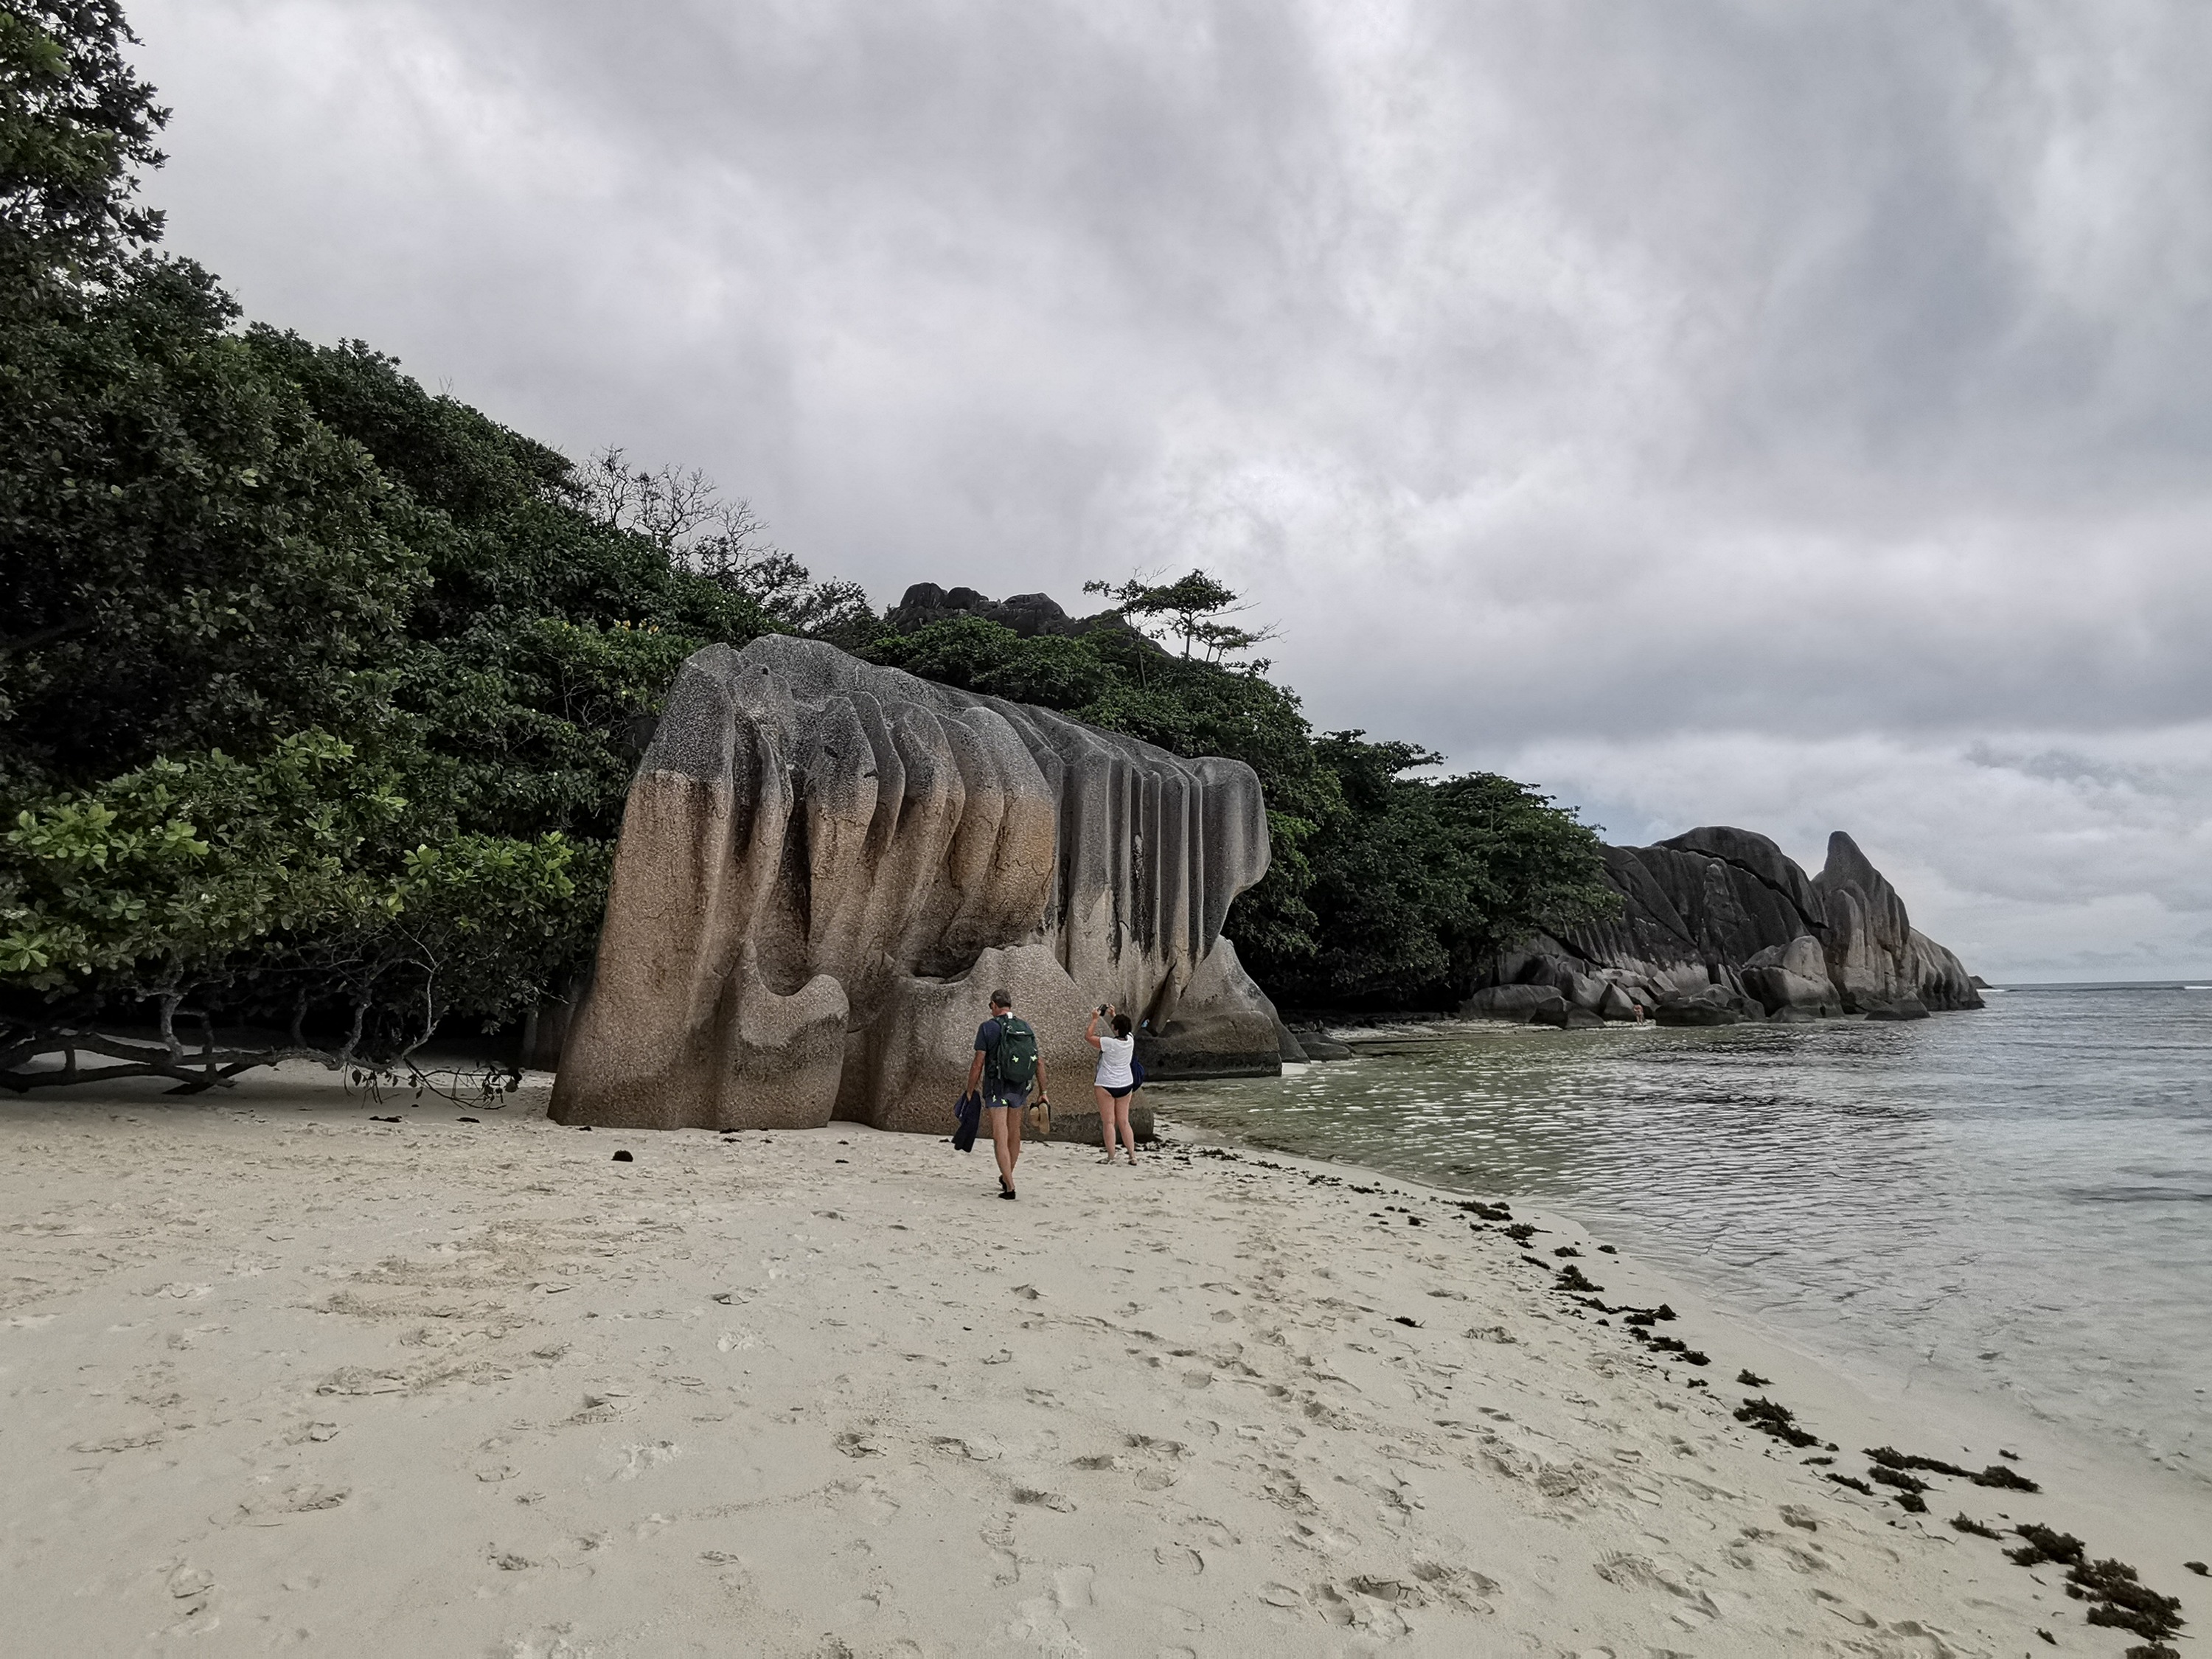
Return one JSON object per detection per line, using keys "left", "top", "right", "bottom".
{"left": 1085, "top": 1005, "right": 1141, "bottom": 1166}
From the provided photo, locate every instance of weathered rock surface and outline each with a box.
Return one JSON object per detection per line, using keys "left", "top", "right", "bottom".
{"left": 1652, "top": 990, "right": 1745, "bottom": 1027}
{"left": 1742, "top": 935, "right": 1845, "bottom": 1018}
{"left": 1477, "top": 827, "right": 1982, "bottom": 1022}
{"left": 551, "top": 637, "right": 1281, "bottom": 1135}
{"left": 1863, "top": 998, "right": 1931, "bottom": 1021}
{"left": 1460, "top": 984, "right": 1571, "bottom": 1023}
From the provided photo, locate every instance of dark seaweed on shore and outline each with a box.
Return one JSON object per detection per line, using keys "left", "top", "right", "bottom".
{"left": 1950, "top": 1514, "right": 2001, "bottom": 1539}
{"left": 1826, "top": 1472, "right": 1874, "bottom": 1495}
{"left": 1454, "top": 1200, "right": 1513, "bottom": 1222}
{"left": 1867, "top": 1444, "right": 2039, "bottom": 1494}
{"left": 1996, "top": 1524, "right": 2185, "bottom": 1652}
{"left": 1640, "top": 1332, "right": 1709, "bottom": 1365}
{"left": 1735, "top": 1397, "right": 1822, "bottom": 1449}
{"left": 1573, "top": 1296, "right": 1677, "bottom": 1324}
{"left": 1868, "top": 1445, "right": 1972, "bottom": 1478}
{"left": 1554, "top": 1264, "right": 1601, "bottom": 1293}
{"left": 2076, "top": 1562, "right": 2185, "bottom": 1645}
{"left": 2008, "top": 1523, "right": 2085, "bottom": 1567}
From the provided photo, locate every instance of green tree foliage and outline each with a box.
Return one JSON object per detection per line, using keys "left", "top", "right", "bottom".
{"left": 0, "top": 5, "right": 780, "bottom": 1083}
{"left": 1, "top": 1, "right": 167, "bottom": 279}
{"left": 1276, "top": 734, "right": 1618, "bottom": 1007}
{"left": 1083, "top": 568, "right": 1280, "bottom": 664}
{"left": 0, "top": 732, "right": 588, "bottom": 1057}
{"left": 234, "top": 333, "right": 777, "bottom": 844}
{"left": 1, "top": 268, "right": 431, "bottom": 778}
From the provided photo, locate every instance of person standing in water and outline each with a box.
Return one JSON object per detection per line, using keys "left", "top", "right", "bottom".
{"left": 1085, "top": 1005, "right": 1140, "bottom": 1166}
{"left": 967, "top": 990, "right": 1047, "bottom": 1200}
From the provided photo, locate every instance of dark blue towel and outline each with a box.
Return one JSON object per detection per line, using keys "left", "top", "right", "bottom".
{"left": 952, "top": 1090, "right": 982, "bottom": 1152}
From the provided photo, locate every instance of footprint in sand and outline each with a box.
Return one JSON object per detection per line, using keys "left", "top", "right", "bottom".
{"left": 1593, "top": 1552, "right": 1722, "bottom": 1622}
{"left": 607, "top": 1440, "right": 678, "bottom": 1481}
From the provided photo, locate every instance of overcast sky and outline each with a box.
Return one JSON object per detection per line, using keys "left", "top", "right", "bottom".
{"left": 130, "top": 0, "right": 2212, "bottom": 981}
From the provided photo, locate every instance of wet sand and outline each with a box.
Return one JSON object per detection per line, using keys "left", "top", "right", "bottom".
{"left": 2, "top": 1071, "right": 2205, "bottom": 1656}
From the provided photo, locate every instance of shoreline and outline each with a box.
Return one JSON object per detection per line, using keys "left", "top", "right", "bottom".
{"left": 1169, "top": 1002, "right": 2212, "bottom": 1505}
{"left": 1154, "top": 1110, "right": 2212, "bottom": 1554}
{"left": 1159, "top": 1087, "right": 2212, "bottom": 1503}
{"left": 4, "top": 1072, "right": 2205, "bottom": 1655}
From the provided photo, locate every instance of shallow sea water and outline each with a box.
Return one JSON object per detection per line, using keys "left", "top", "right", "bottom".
{"left": 1149, "top": 984, "right": 2212, "bottom": 1484}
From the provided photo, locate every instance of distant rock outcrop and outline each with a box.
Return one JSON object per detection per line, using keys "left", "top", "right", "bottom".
{"left": 550, "top": 637, "right": 1285, "bottom": 1135}
{"left": 884, "top": 582, "right": 1157, "bottom": 647}
{"left": 1463, "top": 827, "right": 1982, "bottom": 1024}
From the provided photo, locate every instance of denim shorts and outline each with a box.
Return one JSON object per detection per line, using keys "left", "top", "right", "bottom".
{"left": 982, "top": 1084, "right": 1029, "bottom": 1112}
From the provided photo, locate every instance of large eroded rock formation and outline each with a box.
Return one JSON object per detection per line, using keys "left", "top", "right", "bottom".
{"left": 551, "top": 637, "right": 1284, "bottom": 1133}
{"left": 1465, "top": 827, "right": 1982, "bottom": 1024}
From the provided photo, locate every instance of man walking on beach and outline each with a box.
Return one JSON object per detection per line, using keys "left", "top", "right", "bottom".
{"left": 967, "top": 990, "right": 1047, "bottom": 1200}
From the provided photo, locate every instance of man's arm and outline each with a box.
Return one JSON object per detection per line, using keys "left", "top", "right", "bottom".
{"left": 1034, "top": 1054, "right": 1047, "bottom": 1102}
{"left": 966, "top": 1048, "right": 985, "bottom": 1093}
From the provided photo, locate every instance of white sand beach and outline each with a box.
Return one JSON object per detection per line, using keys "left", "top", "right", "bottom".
{"left": 4, "top": 1073, "right": 2205, "bottom": 1658}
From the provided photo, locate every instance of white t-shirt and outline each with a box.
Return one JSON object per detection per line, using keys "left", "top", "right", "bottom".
{"left": 1094, "top": 1033, "right": 1136, "bottom": 1089}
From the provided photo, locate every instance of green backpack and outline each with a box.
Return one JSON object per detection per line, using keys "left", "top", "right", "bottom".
{"left": 987, "top": 1016, "right": 1039, "bottom": 1089}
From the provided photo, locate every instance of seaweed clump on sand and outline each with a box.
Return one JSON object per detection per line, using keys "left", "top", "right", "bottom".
{"left": 1735, "top": 1397, "right": 1821, "bottom": 1449}
{"left": 1737, "top": 1368, "right": 1771, "bottom": 1387}
{"left": 1826, "top": 1472, "right": 1874, "bottom": 1495}
{"left": 2073, "top": 1559, "right": 2185, "bottom": 1649}
{"left": 1868, "top": 1445, "right": 1973, "bottom": 1478}
{"left": 2007, "top": 1523, "right": 2086, "bottom": 1568}
{"left": 2000, "top": 1526, "right": 2185, "bottom": 1655}
{"left": 1866, "top": 1444, "right": 2039, "bottom": 1493}
{"left": 1504, "top": 1222, "right": 1538, "bottom": 1244}
{"left": 1641, "top": 1332, "right": 1711, "bottom": 1366}
{"left": 1950, "top": 1513, "right": 2001, "bottom": 1539}
{"left": 1554, "top": 1264, "right": 1601, "bottom": 1293}
{"left": 1455, "top": 1200, "right": 1513, "bottom": 1222}
{"left": 1866, "top": 1466, "right": 1930, "bottom": 1512}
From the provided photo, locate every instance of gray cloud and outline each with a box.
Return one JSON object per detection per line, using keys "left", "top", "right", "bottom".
{"left": 128, "top": 0, "right": 2212, "bottom": 977}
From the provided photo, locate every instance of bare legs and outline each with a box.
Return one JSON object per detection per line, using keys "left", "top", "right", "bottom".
{"left": 1093, "top": 1086, "right": 1138, "bottom": 1164}
{"left": 990, "top": 1106, "right": 1022, "bottom": 1196}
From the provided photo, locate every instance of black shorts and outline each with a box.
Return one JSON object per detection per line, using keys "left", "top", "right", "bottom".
{"left": 1101, "top": 1082, "right": 1135, "bottom": 1099}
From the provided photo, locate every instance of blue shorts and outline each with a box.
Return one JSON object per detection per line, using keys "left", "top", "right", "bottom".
{"left": 983, "top": 1084, "right": 1029, "bottom": 1113}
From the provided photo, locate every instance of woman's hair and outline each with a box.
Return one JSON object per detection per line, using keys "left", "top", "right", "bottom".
{"left": 1113, "top": 1014, "right": 1133, "bottom": 1039}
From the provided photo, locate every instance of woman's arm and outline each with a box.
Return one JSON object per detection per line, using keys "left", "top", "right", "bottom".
{"left": 1085, "top": 1008, "right": 1103, "bottom": 1050}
